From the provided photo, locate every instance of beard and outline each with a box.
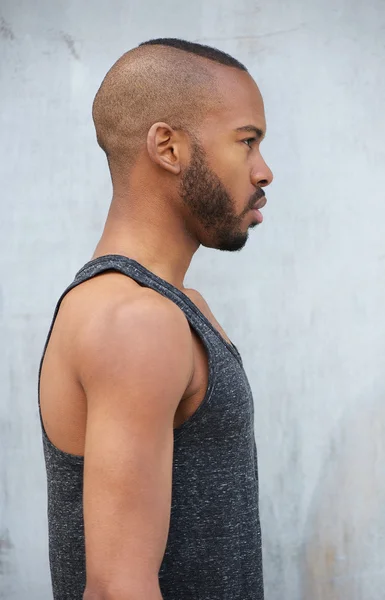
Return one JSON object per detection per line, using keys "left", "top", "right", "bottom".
{"left": 179, "top": 142, "right": 259, "bottom": 252}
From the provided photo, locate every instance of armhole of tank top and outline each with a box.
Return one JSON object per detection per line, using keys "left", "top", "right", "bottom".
{"left": 173, "top": 318, "right": 218, "bottom": 442}
{"left": 38, "top": 281, "right": 85, "bottom": 464}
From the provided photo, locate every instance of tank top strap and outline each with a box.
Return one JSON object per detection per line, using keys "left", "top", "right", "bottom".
{"left": 74, "top": 254, "right": 241, "bottom": 363}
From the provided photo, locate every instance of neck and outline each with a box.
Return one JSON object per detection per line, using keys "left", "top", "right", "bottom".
{"left": 92, "top": 191, "right": 199, "bottom": 290}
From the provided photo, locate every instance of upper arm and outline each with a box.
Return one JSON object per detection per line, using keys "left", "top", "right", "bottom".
{"left": 78, "top": 294, "right": 193, "bottom": 596}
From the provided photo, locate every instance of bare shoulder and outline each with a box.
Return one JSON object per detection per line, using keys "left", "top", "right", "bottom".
{"left": 61, "top": 273, "right": 194, "bottom": 398}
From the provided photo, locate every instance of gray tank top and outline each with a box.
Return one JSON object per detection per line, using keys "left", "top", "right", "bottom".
{"left": 38, "top": 254, "right": 263, "bottom": 600}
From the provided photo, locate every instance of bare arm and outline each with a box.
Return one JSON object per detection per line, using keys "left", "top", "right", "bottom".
{"left": 78, "top": 294, "right": 194, "bottom": 600}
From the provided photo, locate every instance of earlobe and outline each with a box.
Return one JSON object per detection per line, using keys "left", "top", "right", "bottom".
{"left": 147, "top": 122, "right": 181, "bottom": 175}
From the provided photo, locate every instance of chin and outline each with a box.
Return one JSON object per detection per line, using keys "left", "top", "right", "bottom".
{"left": 202, "top": 231, "right": 249, "bottom": 252}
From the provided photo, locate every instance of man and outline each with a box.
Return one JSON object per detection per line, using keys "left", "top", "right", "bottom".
{"left": 39, "top": 38, "right": 273, "bottom": 600}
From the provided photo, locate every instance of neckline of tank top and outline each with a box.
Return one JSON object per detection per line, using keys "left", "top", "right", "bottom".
{"left": 75, "top": 254, "right": 242, "bottom": 364}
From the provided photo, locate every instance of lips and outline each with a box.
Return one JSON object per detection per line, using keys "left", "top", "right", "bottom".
{"left": 253, "top": 196, "right": 267, "bottom": 210}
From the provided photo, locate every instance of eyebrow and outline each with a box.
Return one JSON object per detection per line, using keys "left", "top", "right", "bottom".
{"left": 235, "top": 125, "right": 265, "bottom": 140}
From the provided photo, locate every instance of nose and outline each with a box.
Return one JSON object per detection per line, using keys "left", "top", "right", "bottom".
{"left": 251, "top": 154, "right": 274, "bottom": 188}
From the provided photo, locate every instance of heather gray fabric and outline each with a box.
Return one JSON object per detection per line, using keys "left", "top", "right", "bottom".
{"left": 38, "top": 254, "right": 264, "bottom": 600}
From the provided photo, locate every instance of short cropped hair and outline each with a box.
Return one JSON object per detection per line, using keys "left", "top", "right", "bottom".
{"left": 92, "top": 38, "right": 247, "bottom": 173}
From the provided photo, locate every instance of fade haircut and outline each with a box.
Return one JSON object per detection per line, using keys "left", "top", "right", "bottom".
{"left": 92, "top": 38, "right": 248, "bottom": 175}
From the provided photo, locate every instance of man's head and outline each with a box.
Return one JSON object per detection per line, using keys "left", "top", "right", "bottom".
{"left": 92, "top": 38, "right": 273, "bottom": 251}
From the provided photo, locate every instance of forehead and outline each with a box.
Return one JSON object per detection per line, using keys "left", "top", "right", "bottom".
{"left": 205, "top": 68, "right": 266, "bottom": 134}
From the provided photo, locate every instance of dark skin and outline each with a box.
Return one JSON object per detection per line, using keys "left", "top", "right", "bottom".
{"left": 40, "top": 65, "right": 273, "bottom": 600}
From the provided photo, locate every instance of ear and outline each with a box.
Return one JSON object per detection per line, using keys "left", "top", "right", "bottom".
{"left": 146, "top": 122, "right": 183, "bottom": 175}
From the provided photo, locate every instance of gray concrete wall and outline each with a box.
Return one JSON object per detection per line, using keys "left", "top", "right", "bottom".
{"left": 1, "top": 0, "right": 385, "bottom": 598}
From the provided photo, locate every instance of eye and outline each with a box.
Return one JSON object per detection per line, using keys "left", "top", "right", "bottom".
{"left": 242, "top": 137, "right": 257, "bottom": 149}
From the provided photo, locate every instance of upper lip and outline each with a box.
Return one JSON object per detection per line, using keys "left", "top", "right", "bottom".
{"left": 253, "top": 196, "right": 267, "bottom": 210}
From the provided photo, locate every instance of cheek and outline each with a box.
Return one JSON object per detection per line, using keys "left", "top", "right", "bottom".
{"left": 224, "top": 159, "right": 254, "bottom": 205}
{"left": 205, "top": 143, "right": 253, "bottom": 202}
{"left": 217, "top": 149, "right": 249, "bottom": 184}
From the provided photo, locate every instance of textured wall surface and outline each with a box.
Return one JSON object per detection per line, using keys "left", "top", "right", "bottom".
{"left": 1, "top": 1, "right": 385, "bottom": 598}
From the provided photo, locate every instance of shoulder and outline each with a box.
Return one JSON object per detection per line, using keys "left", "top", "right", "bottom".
{"left": 62, "top": 274, "right": 194, "bottom": 392}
